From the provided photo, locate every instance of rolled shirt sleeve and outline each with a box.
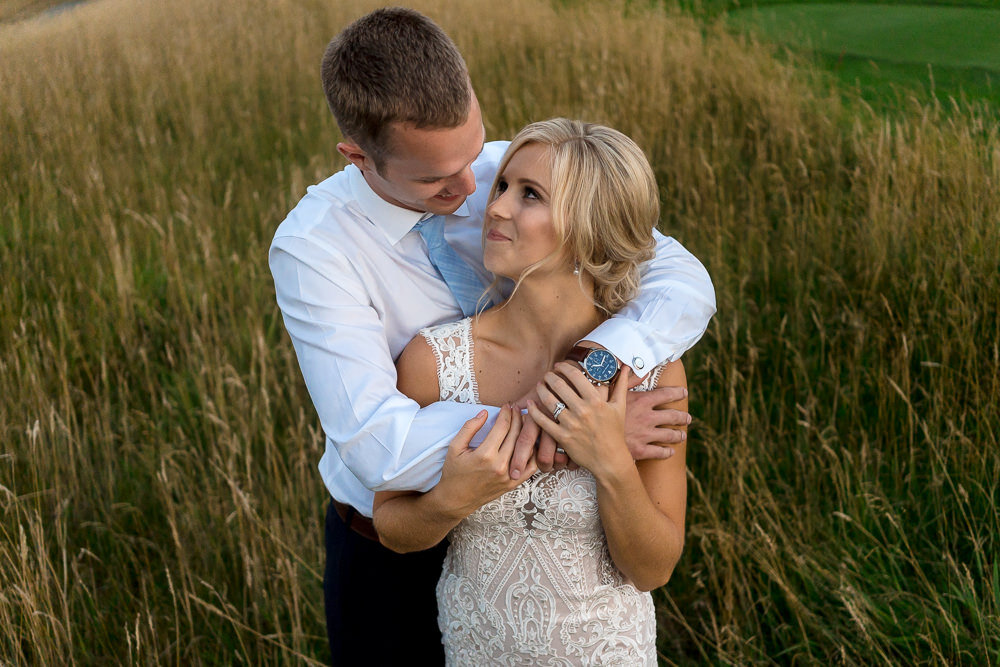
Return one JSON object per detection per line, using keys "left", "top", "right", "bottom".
{"left": 270, "top": 235, "right": 500, "bottom": 512}
{"left": 583, "top": 230, "right": 716, "bottom": 374}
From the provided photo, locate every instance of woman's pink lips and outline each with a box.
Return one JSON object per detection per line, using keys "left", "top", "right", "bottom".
{"left": 486, "top": 229, "right": 510, "bottom": 241}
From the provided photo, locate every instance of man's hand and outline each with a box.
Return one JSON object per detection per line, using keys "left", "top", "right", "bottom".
{"left": 433, "top": 405, "right": 537, "bottom": 517}
{"left": 624, "top": 385, "right": 690, "bottom": 460}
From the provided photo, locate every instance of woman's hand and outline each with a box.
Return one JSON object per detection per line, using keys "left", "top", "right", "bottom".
{"left": 430, "top": 404, "right": 538, "bottom": 519}
{"left": 527, "top": 362, "right": 634, "bottom": 479}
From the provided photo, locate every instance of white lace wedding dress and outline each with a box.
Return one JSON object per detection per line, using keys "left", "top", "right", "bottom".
{"left": 421, "top": 318, "right": 664, "bottom": 666}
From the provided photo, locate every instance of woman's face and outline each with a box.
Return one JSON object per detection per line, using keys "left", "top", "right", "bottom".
{"left": 483, "top": 143, "right": 569, "bottom": 280}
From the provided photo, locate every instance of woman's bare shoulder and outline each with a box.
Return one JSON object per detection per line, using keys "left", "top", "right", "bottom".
{"left": 396, "top": 334, "right": 440, "bottom": 408}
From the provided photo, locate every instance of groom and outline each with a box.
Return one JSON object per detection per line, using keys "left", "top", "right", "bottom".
{"left": 269, "top": 7, "right": 716, "bottom": 665}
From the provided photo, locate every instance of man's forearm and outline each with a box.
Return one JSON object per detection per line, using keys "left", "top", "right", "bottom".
{"left": 372, "top": 488, "right": 467, "bottom": 553}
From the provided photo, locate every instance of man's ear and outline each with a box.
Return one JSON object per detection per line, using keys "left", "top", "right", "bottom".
{"left": 337, "top": 141, "right": 375, "bottom": 173}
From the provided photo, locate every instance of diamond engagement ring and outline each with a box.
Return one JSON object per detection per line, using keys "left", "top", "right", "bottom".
{"left": 551, "top": 402, "right": 567, "bottom": 422}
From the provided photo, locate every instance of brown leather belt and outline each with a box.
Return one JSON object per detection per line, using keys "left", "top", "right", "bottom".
{"left": 333, "top": 500, "right": 379, "bottom": 542}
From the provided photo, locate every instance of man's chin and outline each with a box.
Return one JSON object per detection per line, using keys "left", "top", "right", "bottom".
{"left": 426, "top": 195, "right": 467, "bottom": 215}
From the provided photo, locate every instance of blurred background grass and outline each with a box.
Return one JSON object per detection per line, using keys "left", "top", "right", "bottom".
{"left": 1, "top": 0, "right": 998, "bottom": 663}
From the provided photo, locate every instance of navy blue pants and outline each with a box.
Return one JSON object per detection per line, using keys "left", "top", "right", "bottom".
{"left": 323, "top": 500, "right": 447, "bottom": 666}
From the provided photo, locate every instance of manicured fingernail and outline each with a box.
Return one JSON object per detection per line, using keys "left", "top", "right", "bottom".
{"left": 683, "top": 388, "right": 689, "bottom": 397}
{"left": 665, "top": 447, "right": 675, "bottom": 458}
{"left": 511, "top": 469, "right": 521, "bottom": 480}
{"left": 686, "top": 414, "right": 692, "bottom": 424}
{"left": 478, "top": 410, "right": 487, "bottom": 418}
{"left": 681, "top": 431, "right": 687, "bottom": 440}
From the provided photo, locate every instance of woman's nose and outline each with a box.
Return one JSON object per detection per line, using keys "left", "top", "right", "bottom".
{"left": 487, "top": 192, "right": 510, "bottom": 219}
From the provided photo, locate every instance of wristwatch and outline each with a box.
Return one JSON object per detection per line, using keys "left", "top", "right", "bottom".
{"left": 566, "top": 345, "right": 621, "bottom": 386}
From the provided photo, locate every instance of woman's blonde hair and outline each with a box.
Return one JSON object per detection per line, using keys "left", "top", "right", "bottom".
{"left": 486, "top": 118, "right": 658, "bottom": 315}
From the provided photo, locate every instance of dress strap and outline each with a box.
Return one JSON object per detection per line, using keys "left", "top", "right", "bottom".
{"left": 418, "top": 317, "right": 480, "bottom": 404}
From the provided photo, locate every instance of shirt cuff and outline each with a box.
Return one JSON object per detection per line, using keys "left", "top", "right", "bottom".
{"left": 578, "top": 319, "right": 658, "bottom": 379}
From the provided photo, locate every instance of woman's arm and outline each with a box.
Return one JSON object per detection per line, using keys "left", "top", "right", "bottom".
{"left": 373, "top": 336, "right": 537, "bottom": 553}
{"left": 528, "top": 361, "right": 687, "bottom": 591}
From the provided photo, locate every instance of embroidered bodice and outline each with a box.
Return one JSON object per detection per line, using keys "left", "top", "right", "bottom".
{"left": 420, "top": 318, "right": 662, "bottom": 666}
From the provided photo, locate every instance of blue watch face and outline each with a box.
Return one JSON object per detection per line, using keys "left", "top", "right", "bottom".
{"left": 584, "top": 349, "right": 619, "bottom": 382}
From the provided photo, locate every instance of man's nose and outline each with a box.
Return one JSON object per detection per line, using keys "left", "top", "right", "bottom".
{"left": 448, "top": 166, "right": 476, "bottom": 196}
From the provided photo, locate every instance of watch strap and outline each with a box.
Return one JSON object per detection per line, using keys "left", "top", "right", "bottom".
{"left": 565, "top": 345, "right": 592, "bottom": 364}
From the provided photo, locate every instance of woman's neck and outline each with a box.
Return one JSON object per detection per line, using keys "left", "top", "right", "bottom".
{"left": 480, "top": 270, "right": 605, "bottom": 366}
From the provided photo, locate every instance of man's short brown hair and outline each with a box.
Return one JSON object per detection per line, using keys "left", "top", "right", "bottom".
{"left": 321, "top": 7, "right": 472, "bottom": 165}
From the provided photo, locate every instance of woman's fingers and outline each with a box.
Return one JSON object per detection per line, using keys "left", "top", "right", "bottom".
{"left": 553, "top": 361, "right": 600, "bottom": 400}
{"left": 540, "top": 370, "right": 585, "bottom": 412}
{"left": 527, "top": 399, "right": 568, "bottom": 442}
{"left": 610, "top": 367, "right": 631, "bottom": 405}
{"left": 535, "top": 381, "right": 561, "bottom": 415}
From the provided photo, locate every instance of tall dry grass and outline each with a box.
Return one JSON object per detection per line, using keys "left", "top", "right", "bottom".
{"left": 1, "top": 0, "right": 998, "bottom": 663}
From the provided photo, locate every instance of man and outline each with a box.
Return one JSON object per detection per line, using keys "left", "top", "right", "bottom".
{"left": 269, "top": 7, "right": 715, "bottom": 665}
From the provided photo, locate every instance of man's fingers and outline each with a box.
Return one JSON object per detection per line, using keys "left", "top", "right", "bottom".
{"left": 498, "top": 406, "right": 522, "bottom": 458}
{"left": 451, "top": 410, "right": 489, "bottom": 453}
{"left": 480, "top": 404, "right": 512, "bottom": 452}
{"left": 535, "top": 430, "right": 557, "bottom": 472}
{"left": 640, "top": 409, "right": 692, "bottom": 429}
{"left": 631, "top": 443, "right": 676, "bottom": 461}
{"left": 642, "top": 426, "right": 687, "bottom": 445}
{"left": 519, "top": 450, "right": 540, "bottom": 480}
{"left": 509, "top": 411, "right": 539, "bottom": 480}
{"left": 545, "top": 431, "right": 570, "bottom": 470}
{"left": 644, "top": 384, "right": 689, "bottom": 407}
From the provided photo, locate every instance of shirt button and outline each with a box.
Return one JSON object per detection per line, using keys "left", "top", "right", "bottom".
{"left": 632, "top": 356, "right": 645, "bottom": 370}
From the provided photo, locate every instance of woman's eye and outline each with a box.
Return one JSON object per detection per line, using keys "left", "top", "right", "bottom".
{"left": 524, "top": 187, "right": 539, "bottom": 200}
{"left": 495, "top": 179, "right": 508, "bottom": 194}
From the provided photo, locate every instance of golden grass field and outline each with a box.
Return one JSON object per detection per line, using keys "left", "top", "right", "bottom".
{"left": 1, "top": 0, "right": 998, "bottom": 663}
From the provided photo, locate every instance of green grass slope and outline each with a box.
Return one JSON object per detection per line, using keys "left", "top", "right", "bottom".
{"left": 727, "top": 2, "right": 1000, "bottom": 111}
{"left": 733, "top": 3, "right": 1000, "bottom": 70}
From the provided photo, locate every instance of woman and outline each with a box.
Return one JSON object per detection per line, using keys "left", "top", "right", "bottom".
{"left": 373, "top": 119, "right": 688, "bottom": 665}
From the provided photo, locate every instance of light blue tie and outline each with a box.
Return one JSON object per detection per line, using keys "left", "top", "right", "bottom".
{"left": 414, "top": 215, "right": 491, "bottom": 317}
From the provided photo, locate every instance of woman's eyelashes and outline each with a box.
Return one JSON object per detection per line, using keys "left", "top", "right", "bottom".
{"left": 495, "top": 178, "right": 542, "bottom": 202}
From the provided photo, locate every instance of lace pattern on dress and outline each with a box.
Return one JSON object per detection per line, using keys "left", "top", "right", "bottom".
{"left": 420, "top": 318, "right": 664, "bottom": 666}
{"left": 420, "top": 318, "right": 479, "bottom": 405}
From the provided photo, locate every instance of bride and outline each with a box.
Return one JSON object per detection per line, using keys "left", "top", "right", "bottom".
{"left": 372, "top": 118, "right": 689, "bottom": 665}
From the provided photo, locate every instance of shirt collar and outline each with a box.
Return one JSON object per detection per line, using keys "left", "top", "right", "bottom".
{"left": 348, "top": 164, "right": 471, "bottom": 245}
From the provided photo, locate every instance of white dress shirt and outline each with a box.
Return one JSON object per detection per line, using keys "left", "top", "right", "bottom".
{"left": 269, "top": 141, "right": 716, "bottom": 516}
